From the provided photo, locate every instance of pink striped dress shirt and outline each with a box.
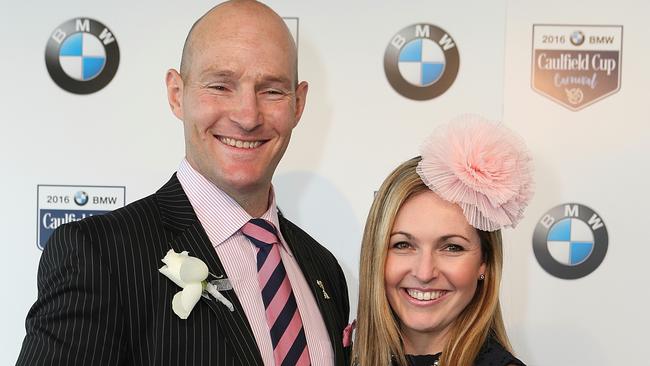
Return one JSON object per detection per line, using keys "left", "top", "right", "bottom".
{"left": 177, "top": 159, "right": 334, "bottom": 366}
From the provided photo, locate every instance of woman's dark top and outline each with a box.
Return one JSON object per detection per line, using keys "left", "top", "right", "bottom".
{"left": 399, "top": 336, "right": 526, "bottom": 366}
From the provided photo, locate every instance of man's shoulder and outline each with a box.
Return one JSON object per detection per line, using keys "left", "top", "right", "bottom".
{"left": 278, "top": 214, "right": 337, "bottom": 260}
{"left": 278, "top": 214, "right": 317, "bottom": 243}
{"left": 278, "top": 213, "right": 350, "bottom": 318}
{"left": 77, "top": 174, "right": 185, "bottom": 231}
{"left": 81, "top": 191, "right": 160, "bottom": 228}
{"left": 42, "top": 184, "right": 180, "bottom": 262}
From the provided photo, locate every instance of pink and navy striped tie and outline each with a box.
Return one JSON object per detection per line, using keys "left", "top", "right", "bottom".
{"left": 241, "top": 218, "right": 311, "bottom": 366}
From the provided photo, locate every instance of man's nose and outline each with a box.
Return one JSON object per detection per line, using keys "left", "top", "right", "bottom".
{"left": 230, "top": 88, "right": 262, "bottom": 131}
{"left": 413, "top": 253, "right": 438, "bottom": 283}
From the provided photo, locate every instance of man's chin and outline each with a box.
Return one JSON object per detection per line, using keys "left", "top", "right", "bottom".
{"left": 218, "top": 175, "right": 272, "bottom": 197}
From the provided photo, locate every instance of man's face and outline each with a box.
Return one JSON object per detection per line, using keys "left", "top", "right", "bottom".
{"left": 169, "top": 17, "right": 307, "bottom": 202}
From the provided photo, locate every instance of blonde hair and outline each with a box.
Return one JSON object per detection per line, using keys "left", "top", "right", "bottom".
{"left": 353, "top": 157, "right": 513, "bottom": 366}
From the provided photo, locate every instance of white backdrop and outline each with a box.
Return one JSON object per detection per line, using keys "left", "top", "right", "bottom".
{"left": 1, "top": 0, "right": 648, "bottom": 364}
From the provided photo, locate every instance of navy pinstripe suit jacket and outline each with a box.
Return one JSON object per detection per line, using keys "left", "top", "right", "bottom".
{"left": 17, "top": 175, "right": 351, "bottom": 366}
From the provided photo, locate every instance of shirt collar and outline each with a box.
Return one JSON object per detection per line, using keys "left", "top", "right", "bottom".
{"left": 176, "top": 158, "right": 291, "bottom": 255}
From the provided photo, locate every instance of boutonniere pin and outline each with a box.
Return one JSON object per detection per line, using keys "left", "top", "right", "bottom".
{"left": 316, "top": 280, "right": 330, "bottom": 300}
{"left": 159, "top": 249, "right": 234, "bottom": 319}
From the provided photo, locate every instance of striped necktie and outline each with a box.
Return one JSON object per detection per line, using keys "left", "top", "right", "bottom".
{"left": 241, "top": 218, "right": 311, "bottom": 366}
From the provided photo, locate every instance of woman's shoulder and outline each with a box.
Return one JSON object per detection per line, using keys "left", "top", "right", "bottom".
{"left": 475, "top": 336, "right": 526, "bottom": 366}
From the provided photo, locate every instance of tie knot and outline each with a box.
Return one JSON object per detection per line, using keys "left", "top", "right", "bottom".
{"left": 241, "top": 218, "right": 279, "bottom": 247}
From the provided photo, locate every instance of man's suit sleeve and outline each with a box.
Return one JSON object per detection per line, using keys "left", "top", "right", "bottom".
{"left": 16, "top": 222, "right": 127, "bottom": 366}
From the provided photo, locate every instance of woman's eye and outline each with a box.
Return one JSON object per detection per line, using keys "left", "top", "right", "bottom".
{"left": 392, "top": 241, "right": 411, "bottom": 250}
{"left": 444, "top": 244, "right": 464, "bottom": 252}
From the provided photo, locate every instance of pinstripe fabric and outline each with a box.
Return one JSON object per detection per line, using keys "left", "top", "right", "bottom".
{"left": 16, "top": 174, "right": 351, "bottom": 366}
{"left": 177, "top": 159, "right": 333, "bottom": 366}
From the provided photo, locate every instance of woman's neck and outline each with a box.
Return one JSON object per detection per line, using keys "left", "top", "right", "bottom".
{"left": 402, "top": 327, "right": 450, "bottom": 355}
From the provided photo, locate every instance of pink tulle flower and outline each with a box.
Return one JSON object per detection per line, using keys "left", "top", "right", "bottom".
{"left": 416, "top": 114, "right": 534, "bottom": 231}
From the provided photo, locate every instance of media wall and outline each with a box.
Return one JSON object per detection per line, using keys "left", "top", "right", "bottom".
{"left": 2, "top": 1, "right": 648, "bottom": 364}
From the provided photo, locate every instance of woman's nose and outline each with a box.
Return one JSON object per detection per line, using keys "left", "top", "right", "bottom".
{"left": 413, "top": 252, "right": 438, "bottom": 283}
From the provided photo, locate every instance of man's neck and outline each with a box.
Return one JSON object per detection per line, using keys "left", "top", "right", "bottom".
{"left": 182, "top": 158, "right": 273, "bottom": 218}
{"left": 225, "top": 186, "right": 271, "bottom": 218}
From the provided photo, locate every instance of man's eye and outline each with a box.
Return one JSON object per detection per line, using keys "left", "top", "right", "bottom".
{"left": 208, "top": 85, "right": 229, "bottom": 91}
{"left": 264, "top": 89, "right": 285, "bottom": 96}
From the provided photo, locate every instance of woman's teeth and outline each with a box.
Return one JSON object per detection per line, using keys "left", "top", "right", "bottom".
{"left": 406, "top": 289, "right": 445, "bottom": 301}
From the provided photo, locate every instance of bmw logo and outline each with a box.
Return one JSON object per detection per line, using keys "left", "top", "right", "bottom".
{"left": 384, "top": 23, "right": 459, "bottom": 101}
{"left": 74, "top": 191, "right": 89, "bottom": 206}
{"left": 45, "top": 18, "right": 120, "bottom": 94}
{"left": 570, "top": 30, "right": 585, "bottom": 46}
{"left": 533, "top": 203, "right": 608, "bottom": 279}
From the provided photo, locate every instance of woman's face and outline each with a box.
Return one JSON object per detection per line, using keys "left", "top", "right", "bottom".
{"left": 384, "top": 191, "right": 486, "bottom": 348}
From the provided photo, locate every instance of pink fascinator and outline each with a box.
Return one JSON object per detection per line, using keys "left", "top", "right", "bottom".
{"left": 416, "top": 114, "right": 534, "bottom": 232}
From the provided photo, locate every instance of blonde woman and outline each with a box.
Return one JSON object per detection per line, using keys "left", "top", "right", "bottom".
{"left": 353, "top": 116, "right": 533, "bottom": 366}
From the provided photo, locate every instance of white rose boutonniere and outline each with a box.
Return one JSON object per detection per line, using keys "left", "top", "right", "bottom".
{"left": 159, "top": 249, "right": 234, "bottom": 319}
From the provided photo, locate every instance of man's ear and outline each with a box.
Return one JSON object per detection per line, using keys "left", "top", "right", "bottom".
{"left": 293, "top": 81, "right": 309, "bottom": 124}
{"left": 165, "top": 69, "right": 184, "bottom": 120}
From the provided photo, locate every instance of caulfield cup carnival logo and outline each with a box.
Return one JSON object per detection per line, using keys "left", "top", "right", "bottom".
{"left": 37, "top": 185, "right": 125, "bottom": 250}
{"left": 533, "top": 203, "right": 608, "bottom": 279}
{"left": 45, "top": 18, "right": 120, "bottom": 94}
{"left": 384, "top": 24, "right": 459, "bottom": 101}
{"left": 532, "top": 25, "right": 622, "bottom": 111}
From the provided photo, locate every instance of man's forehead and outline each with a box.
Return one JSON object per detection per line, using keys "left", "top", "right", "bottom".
{"left": 180, "top": 1, "right": 298, "bottom": 84}
{"left": 188, "top": 12, "right": 295, "bottom": 63}
{"left": 197, "top": 66, "right": 294, "bottom": 85}
{"left": 194, "top": 1, "right": 290, "bottom": 40}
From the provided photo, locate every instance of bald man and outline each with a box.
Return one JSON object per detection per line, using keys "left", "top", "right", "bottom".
{"left": 16, "top": 1, "right": 350, "bottom": 365}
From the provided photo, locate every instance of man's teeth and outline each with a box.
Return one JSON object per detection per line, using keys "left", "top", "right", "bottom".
{"left": 219, "top": 137, "right": 262, "bottom": 149}
{"left": 406, "top": 289, "right": 445, "bottom": 301}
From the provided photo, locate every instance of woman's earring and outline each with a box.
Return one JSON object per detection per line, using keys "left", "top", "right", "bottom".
{"left": 479, "top": 273, "right": 485, "bottom": 281}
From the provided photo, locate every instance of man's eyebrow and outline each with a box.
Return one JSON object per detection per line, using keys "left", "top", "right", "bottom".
{"left": 199, "top": 69, "right": 236, "bottom": 80}
{"left": 259, "top": 75, "right": 293, "bottom": 87}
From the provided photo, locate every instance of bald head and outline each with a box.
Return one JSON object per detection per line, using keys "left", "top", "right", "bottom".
{"left": 179, "top": 0, "right": 298, "bottom": 85}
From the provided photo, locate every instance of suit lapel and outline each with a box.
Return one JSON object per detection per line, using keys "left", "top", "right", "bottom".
{"left": 156, "top": 175, "right": 264, "bottom": 366}
{"left": 278, "top": 215, "right": 345, "bottom": 366}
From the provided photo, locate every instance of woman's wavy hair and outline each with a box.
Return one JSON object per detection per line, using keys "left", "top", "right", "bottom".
{"left": 352, "top": 157, "right": 513, "bottom": 366}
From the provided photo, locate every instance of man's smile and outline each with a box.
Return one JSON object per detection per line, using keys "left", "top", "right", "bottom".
{"left": 217, "top": 136, "right": 266, "bottom": 149}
